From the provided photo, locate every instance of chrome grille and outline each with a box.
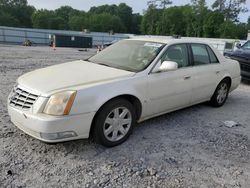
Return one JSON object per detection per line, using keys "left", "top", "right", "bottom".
{"left": 9, "top": 87, "right": 39, "bottom": 110}
{"left": 240, "top": 63, "right": 250, "bottom": 72}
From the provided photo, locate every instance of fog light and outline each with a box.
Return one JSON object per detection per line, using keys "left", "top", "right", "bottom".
{"left": 40, "top": 131, "right": 77, "bottom": 140}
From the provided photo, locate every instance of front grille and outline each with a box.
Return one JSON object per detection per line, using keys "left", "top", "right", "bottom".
{"left": 240, "top": 63, "right": 250, "bottom": 72}
{"left": 9, "top": 87, "right": 39, "bottom": 110}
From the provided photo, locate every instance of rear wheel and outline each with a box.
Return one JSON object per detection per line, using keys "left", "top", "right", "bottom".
{"left": 93, "top": 99, "right": 136, "bottom": 147}
{"left": 210, "top": 79, "right": 230, "bottom": 107}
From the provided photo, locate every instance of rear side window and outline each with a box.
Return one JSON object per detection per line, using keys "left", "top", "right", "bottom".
{"left": 191, "top": 44, "right": 210, "bottom": 65}
{"left": 206, "top": 46, "right": 219, "bottom": 63}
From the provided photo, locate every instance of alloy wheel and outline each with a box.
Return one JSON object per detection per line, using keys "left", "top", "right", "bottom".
{"left": 216, "top": 83, "right": 228, "bottom": 104}
{"left": 103, "top": 107, "right": 132, "bottom": 142}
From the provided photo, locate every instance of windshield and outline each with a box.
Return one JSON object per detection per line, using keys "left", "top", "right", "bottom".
{"left": 89, "top": 40, "right": 164, "bottom": 72}
{"left": 242, "top": 41, "right": 250, "bottom": 49}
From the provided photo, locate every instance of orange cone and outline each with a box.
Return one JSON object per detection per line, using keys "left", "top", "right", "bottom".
{"left": 97, "top": 46, "right": 101, "bottom": 53}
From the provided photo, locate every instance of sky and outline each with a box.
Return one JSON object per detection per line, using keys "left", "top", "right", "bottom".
{"left": 27, "top": 0, "right": 250, "bottom": 23}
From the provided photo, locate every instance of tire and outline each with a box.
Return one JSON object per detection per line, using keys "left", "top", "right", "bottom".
{"left": 93, "top": 98, "right": 136, "bottom": 147}
{"left": 210, "top": 79, "right": 230, "bottom": 107}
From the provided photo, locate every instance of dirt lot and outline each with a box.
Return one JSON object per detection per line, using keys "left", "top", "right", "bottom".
{"left": 1, "top": 44, "right": 250, "bottom": 188}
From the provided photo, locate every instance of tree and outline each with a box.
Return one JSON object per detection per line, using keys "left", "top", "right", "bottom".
{"left": 68, "top": 12, "right": 88, "bottom": 31}
{"left": 191, "top": 0, "right": 209, "bottom": 37}
{"left": 0, "top": 12, "right": 19, "bottom": 26}
{"left": 131, "top": 13, "right": 142, "bottom": 34}
{"left": 89, "top": 4, "right": 118, "bottom": 15}
{"left": 32, "top": 10, "right": 66, "bottom": 30}
{"left": 140, "top": 5, "right": 163, "bottom": 34}
{"left": 219, "top": 20, "right": 247, "bottom": 39}
{"left": 247, "top": 16, "right": 250, "bottom": 30}
{"left": 0, "top": 0, "right": 27, "bottom": 6}
{"left": 117, "top": 3, "right": 133, "bottom": 33}
{"left": 88, "top": 13, "right": 125, "bottom": 33}
{"left": 212, "top": 0, "right": 248, "bottom": 22}
{"left": 203, "top": 11, "right": 225, "bottom": 37}
{"left": 0, "top": 0, "right": 35, "bottom": 27}
{"left": 181, "top": 5, "right": 197, "bottom": 37}
{"left": 234, "top": 23, "right": 247, "bottom": 39}
{"left": 147, "top": 0, "right": 172, "bottom": 9}
{"left": 55, "top": 6, "right": 80, "bottom": 26}
{"left": 32, "top": 9, "right": 54, "bottom": 29}
{"left": 157, "top": 6, "right": 187, "bottom": 36}
{"left": 88, "top": 3, "right": 133, "bottom": 33}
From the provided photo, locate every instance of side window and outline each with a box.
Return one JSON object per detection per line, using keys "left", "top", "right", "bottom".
{"left": 206, "top": 46, "right": 219, "bottom": 63}
{"left": 191, "top": 44, "right": 210, "bottom": 65}
{"left": 162, "top": 44, "right": 189, "bottom": 68}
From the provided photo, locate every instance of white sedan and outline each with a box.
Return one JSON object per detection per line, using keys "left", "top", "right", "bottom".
{"left": 8, "top": 38, "right": 241, "bottom": 147}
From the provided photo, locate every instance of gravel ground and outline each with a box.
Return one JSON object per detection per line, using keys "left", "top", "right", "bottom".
{"left": 1, "top": 45, "right": 250, "bottom": 188}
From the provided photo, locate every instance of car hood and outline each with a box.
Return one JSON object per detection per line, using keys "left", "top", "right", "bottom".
{"left": 18, "top": 60, "right": 135, "bottom": 95}
{"left": 232, "top": 49, "right": 250, "bottom": 58}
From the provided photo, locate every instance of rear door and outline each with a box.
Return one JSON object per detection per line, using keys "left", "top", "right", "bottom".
{"left": 189, "top": 43, "right": 223, "bottom": 104}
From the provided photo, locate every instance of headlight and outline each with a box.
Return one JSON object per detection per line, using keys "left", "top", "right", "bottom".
{"left": 43, "top": 91, "right": 77, "bottom": 116}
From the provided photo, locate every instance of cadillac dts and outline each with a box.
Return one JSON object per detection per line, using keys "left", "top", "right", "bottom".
{"left": 8, "top": 38, "right": 241, "bottom": 147}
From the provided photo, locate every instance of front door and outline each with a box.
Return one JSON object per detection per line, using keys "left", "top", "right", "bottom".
{"left": 146, "top": 44, "right": 193, "bottom": 117}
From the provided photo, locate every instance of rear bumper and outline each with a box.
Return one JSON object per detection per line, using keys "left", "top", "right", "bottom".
{"left": 8, "top": 105, "right": 95, "bottom": 143}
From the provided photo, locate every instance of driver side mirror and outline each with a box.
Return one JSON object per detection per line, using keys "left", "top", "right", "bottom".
{"left": 154, "top": 61, "right": 178, "bottom": 73}
{"left": 236, "top": 43, "right": 241, "bottom": 49}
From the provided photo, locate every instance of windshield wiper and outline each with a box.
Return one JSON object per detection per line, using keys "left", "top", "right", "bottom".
{"left": 96, "top": 63, "right": 112, "bottom": 68}
{"left": 85, "top": 59, "right": 92, "bottom": 62}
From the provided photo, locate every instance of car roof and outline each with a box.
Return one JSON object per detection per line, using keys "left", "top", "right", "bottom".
{"left": 127, "top": 37, "right": 209, "bottom": 45}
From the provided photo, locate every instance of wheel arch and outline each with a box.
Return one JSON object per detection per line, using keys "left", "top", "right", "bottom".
{"left": 89, "top": 94, "right": 143, "bottom": 137}
{"left": 221, "top": 76, "right": 232, "bottom": 88}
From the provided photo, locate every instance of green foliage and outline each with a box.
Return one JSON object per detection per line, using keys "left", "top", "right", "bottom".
{"left": 212, "top": 0, "right": 248, "bottom": 21}
{"left": 203, "top": 11, "right": 225, "bottom": 38}
{"left": 88, "top": 3, "right": 134, "bottom": 33}
{"left": 0, "top": 11, "right": 19, "bottom": 27}
{"left": 0, "top": 0, "right": 35, "bottom": 27}
{"left": 140, "top": 5, "right": 163, "bottom": 34}
{"left": 131, "top": 13, "right": 142, "bottom": 34}
{"left": 68, "top": 12, "right": 88, "bottom": 31}
{"left": 247, "top": 17, "right": 250, "bottom": 30}
{"left": 89, "top": 4, "right": 118, "bottom": 15}
{"left": 141, "top": 2, "right": 248, "bottom": 39}
{"left": 191, "top": 0, "right": 209, "bottom": 37}
{"left": 32, "top": 10, "right": 66, "bottom": 30}
{"left": 157, "top": 6, "right": 187, "bottom": 36}
{"left": 88, "top": 13, "right": 125, "bottom": 33}
{"left": 0, "top": 0, "right": 248, "bottom": 39}
{"left": 147, "top": 0, "right": 172, "bottom": 9}
{"left": 117, "top": 3, "right": 133, "bottom": 33}
{"left": 219, "top": 21, "right": 247, "bottom": 39}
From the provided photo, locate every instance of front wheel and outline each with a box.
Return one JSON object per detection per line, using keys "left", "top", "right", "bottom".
{"left": 210, "top": 79, "right": 230, "bottom": 107}
{"left": 93, "top": 99, "right": 136, "bottom": 147}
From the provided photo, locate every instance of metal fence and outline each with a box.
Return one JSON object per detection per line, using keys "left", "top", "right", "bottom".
{"left": 0, "top": 26, "right": 247, "bottom": 53}
{"left": 0, "top": 26, "right": 131, "bottom": 46}
{"left": 131, "top": 35, "right": 247, "bottom": 54}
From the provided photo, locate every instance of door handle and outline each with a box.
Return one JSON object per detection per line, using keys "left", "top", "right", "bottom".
{"left": 184, "top": 76, "right": 191, "bottom": 80}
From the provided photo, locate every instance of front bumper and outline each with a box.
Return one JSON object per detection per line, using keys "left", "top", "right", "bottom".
{"left": 8, "top": 105, "right": 95, "bottom": 143}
